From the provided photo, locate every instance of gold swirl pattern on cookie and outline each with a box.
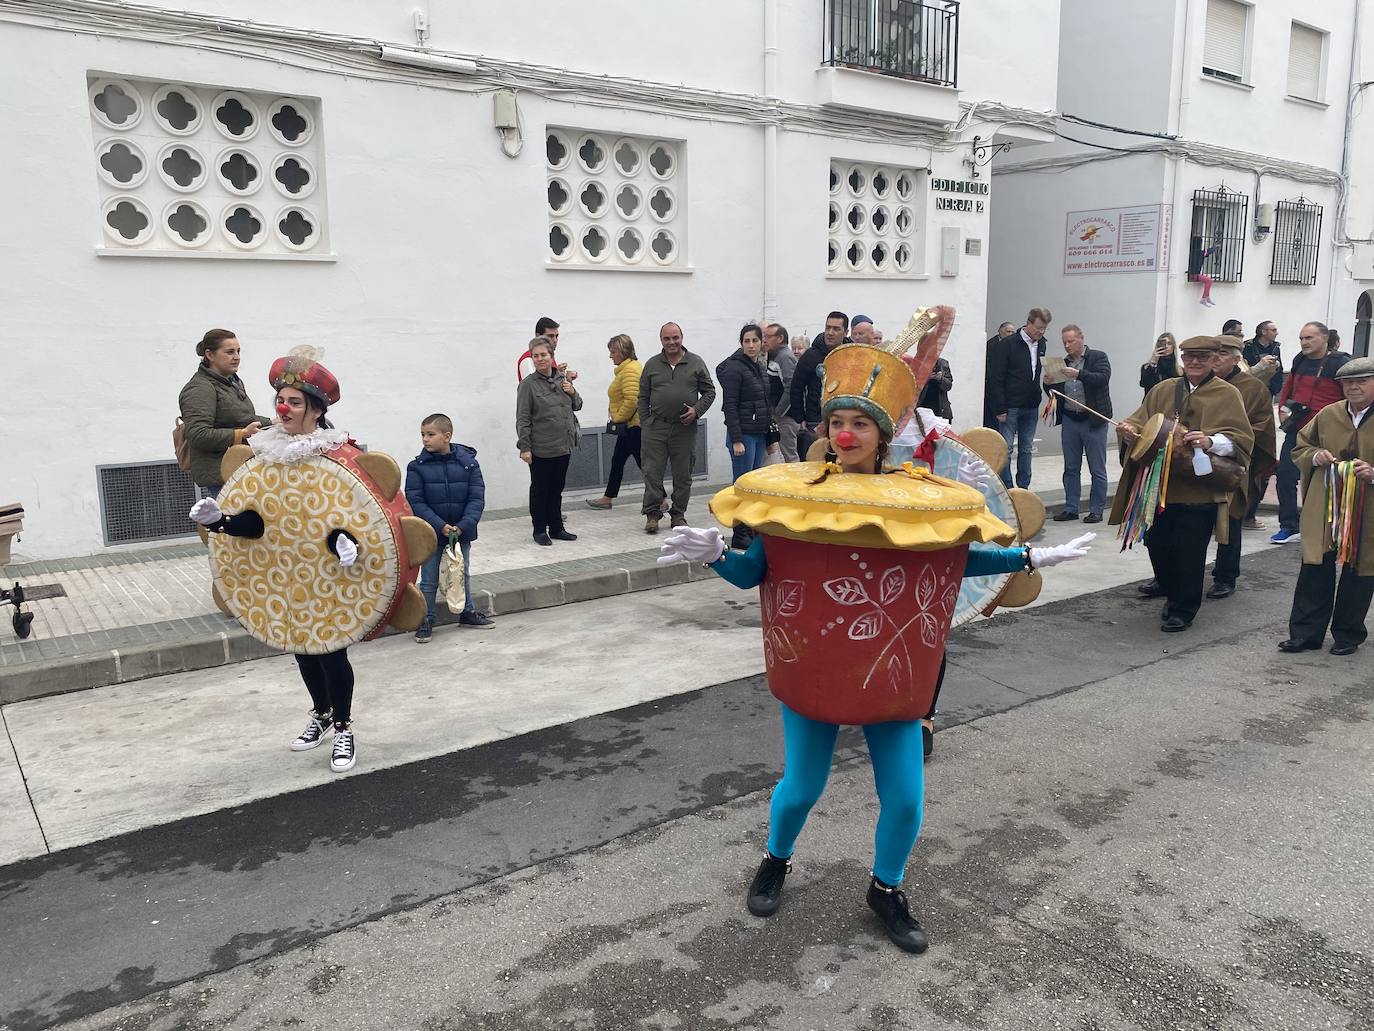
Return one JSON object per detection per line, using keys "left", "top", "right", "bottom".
{"left": 209, "top": 455, "right": 400, "bottom": 653}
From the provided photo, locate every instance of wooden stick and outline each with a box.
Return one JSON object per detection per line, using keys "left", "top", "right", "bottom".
{"left": 1047, "top": 389, "right": 1118, "bottom": 426}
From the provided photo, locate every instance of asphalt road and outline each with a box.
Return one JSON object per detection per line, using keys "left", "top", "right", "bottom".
{"left": 2, "top": 546, "right": 1371, "bottom": 1031}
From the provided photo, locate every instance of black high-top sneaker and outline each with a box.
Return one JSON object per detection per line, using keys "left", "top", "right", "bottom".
{"left": 290, "top": 710, "right": 333, "bottom": 751}
{"left": 746, "top": 851, "right": 792, "bottom": 917}
{"left": 866, "top": 876, "right": 928, "bottom": 953}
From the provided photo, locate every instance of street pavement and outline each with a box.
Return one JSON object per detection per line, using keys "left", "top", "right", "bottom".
{"left": 3, "top": 537, "right": 1370, "bottom": 1030}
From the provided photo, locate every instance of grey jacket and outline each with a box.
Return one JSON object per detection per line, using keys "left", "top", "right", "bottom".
{"left": 516, "top": 371, "right": 583, "bottom": 457}
{"left": 767, "top": 345, "right": 797, "bottom": 418}
{"left": 177, "top": 365, "right": 271, "bottom": 488}
{"left": 637, "top": 349, "right": 717, "bottom": 427}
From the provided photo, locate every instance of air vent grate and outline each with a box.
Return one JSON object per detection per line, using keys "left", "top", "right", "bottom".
{"left": 97, "top": 461, "right": 202, "bottom": 545}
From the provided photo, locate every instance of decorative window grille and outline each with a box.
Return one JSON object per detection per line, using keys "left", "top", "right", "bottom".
{"left": 1286, "top": 23, "right": 1326, "bottom": 101}
{"left": 88, "top": 75, "right": 329, "bottom": 258}
{"left": 545, "top": 128, "right": 685, "bottom": 270}
{"left": 1202, "top": 0, "right": 1249, "bottom": 83}
{"left": 1270, "top": 199, "right": 1322, "bottom": 286}
{"left": 97, "top": 461, "right": 204, "bottom": 545}
{"left": 828, "top": 160, "right": 924, "bottom": 277}
{"left": 1188, "top": 187, "right": 1247, "bottom": 284}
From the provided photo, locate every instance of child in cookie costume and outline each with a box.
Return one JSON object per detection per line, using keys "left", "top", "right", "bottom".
{"left": 658, "top": 307, "right": 1093, "bottom": 953}
{"left": 190, "top": 347, "right": 436, "bottom": 773}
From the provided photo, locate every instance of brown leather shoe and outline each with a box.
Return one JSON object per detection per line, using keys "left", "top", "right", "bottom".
{"left": 645, "top": 516, "right": 660, "bottom": 535}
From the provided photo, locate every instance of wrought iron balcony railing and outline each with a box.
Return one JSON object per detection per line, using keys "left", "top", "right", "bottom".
{"left": 823, "top": 0, "right": 959, "bottom": 89}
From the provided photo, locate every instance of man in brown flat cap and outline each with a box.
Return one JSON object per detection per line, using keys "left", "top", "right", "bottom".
{"left": 1207, "top": 336, "right": 1277, "bottom": 599}
{"left": 1111, "top": 336, "right": 1254, "bottom": 632}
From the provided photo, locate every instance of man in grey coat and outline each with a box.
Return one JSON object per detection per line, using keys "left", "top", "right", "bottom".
{"left": 764, "top": 323, "right": 799, "bottom": 461}
{"left": 638, "top": 322, "right": 717, "bottom": 534}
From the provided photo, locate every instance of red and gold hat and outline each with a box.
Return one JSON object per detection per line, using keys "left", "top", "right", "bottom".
{"left": 269, "top": 346, "right": 340, "bottom": 406}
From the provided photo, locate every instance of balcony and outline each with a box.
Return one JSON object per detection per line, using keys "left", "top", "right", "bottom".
{"left": 823, "top": 0, "right": 959, "bottom": 88}
{"left": 817, "top": 0, "right": 960, "bottom": 124}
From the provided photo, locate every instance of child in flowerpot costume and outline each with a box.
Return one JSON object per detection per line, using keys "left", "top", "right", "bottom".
{"left": 658, "top": 307, "right": 1093, "bottom": 953}
{"left": 189, "top": 347, "right": 436, "bottom": 773}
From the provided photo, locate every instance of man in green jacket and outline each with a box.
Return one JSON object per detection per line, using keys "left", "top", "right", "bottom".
{"left": 637, "top": 322, "right": 717, "bottom": 534}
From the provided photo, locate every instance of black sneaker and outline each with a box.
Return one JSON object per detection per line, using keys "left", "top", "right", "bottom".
{"left": 459, "top": 610, "right": 495, "bottom": 629}
{"left": 921, "top": 719, "right": 934, "bottom": 760}
{"left": 550, "top": 529, "right": 578, "bottom": 541}
{"left": 533, "top": 533, "right": 553, "bottom": 546}
{"left": 290, "top": 710, "right": 333, "bottom": 751}
{"left": 866, "top": 877, "right": 928, "bottom": 953}
{"left": 746, "top": 851, "right": 791, "bottom": 917}
{"left": 330, "top": 726, "right": 356, "bottom": 772}
{"left": 415, "top": 617, "right": 434, "bottom": 643}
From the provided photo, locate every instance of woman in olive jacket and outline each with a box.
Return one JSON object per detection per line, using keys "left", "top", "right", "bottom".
{"left": 516, "top": 336, "right": 583, "bottom": 545}
{"left": 178, "top": 329, "right": 273, "bottom": 492}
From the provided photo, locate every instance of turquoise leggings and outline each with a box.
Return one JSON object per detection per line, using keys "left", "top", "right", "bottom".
{"left": 767, "top": 702, "right": 925, "bottom": 886}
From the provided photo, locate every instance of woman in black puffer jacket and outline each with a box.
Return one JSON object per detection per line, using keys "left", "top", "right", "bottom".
{"left": 717, "top": 323, "right": 775, "bottom": 481}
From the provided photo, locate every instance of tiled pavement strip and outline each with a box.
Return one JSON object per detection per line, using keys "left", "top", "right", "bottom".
{"left": 1, "top": 452, "right": 1217, "bottom": 702}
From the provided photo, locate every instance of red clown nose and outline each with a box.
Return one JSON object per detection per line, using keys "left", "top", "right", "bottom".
{"left": 834, "top": 429, "right": 856, "bottom": 449}
{"left": 275, "top": 402, "right": 292, "bottom": 418}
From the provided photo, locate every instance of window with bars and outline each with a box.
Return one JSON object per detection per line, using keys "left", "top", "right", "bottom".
{"left": 1188, "top": 187, "right": 1247, "bottom": 283}
{"left": 1286, "top": 22, "right": 1326, "bottom": 102}
{"left": 1270, "top": 199, "right": 1322, "bottom": 285}
{"left": 1202, "top": 0, "right": 1249, "bottom": 83}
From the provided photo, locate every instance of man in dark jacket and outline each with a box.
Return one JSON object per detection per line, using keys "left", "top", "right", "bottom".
{"left": 764, "top": 323, "right": 799, "bottom": 461}
{"left": 983, "top": 322, "right": 1014, "bottom": 428}
{"left": 791, "top": 311, "right": 848, "bottom": 459}
{"left": 1049, "top": 324, "right": 1112, "bottom": 522}
{"left": 1243, "top": 320, "right": 1284, "bottom": 398}
{"left": 987, "top": 306, "right": 1051, "bottom": 488}
{"left": 1271, "top": 322, "right": 1350, "bottom": 543}
{"left": 405, "top": 413, "right": 492, "bottom": 640}
{"left": 638, "top": 322, "right": 716, "bottom": 533}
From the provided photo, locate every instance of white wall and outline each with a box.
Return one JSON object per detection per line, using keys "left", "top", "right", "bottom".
{"left": 2, "top": 1, "right": 1061, "bottom": 558}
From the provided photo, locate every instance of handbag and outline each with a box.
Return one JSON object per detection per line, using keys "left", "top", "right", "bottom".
{"left": 173, "top": 417, "right": 191, "bottom": 471}
{"left": 605, "top": 421, "right": 622, "bottom": 435}
{"left": 437, "top": 533, "right": 466, "bottom": 611}
{"left": 765, "top": 422, "right": 781, "bottom": 446}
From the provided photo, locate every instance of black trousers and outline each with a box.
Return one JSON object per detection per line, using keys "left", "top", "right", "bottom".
{"left": 1146, "top": 504, "right": 1217, "bottom": 624}
{"left": 604, "top": 426, "right": 642, "bottom": 498}
{"left": 1212, "top": 515, "right": 1244, "bottom": 585}
{"left": 1288, "top": 553, "right": 1374, "bottom": 647}
{"left": 295, "top": 649, "right": 354, "bottom": 727}
{"left": 529, "top": 453, "right": 570, "bottom": 535}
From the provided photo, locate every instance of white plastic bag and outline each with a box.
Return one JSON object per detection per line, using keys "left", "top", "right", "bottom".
{"left": 438, "top": 534, "right": 466, "bottom": 611}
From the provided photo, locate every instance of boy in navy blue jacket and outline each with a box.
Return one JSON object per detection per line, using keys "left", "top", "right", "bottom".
{"left": 405, "top": 414, "right": 493, "bottom": 641}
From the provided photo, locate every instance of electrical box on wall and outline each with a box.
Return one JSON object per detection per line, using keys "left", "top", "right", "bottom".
{"left": 1255, "top": 203, "right": 1274, "bottom": 235}
{"left": 965, "top": 238, "right": 982, "bottom": 256}
{"left": 941, "top": 227, "right": 961, "bottom": 277}
{"left": 493, "top": 90, "right": 519, "bottom": 130}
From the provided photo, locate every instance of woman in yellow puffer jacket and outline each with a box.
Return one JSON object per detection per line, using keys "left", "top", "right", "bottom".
{"left": 586, "top": 334, "right": 644, "bottom": 509}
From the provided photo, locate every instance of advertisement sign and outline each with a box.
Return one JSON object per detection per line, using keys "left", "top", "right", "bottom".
{"left": 1064, "top": 204, "right": 1171, "bottom": 275}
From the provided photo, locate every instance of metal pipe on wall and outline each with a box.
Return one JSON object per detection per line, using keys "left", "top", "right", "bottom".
{"left": 762, "top": 0, "right": 780, "bottom": 324}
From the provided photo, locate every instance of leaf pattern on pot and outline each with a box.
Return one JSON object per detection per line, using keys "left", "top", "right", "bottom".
{"left": 775, "top": 579, "right": 805, "bottom": 617}
{"left": 918, "top": 612, "right": 940, "bottom": 648}
{"left": 940, "top": 581, "right": 959, "bottom": 617}
{"left": 824, "top": 576, "right": 869, "bottom": 606}
{"left": 916, "top": 566, "right": 938, "bottom": 609}
{"left": 763, "top": 637, "right": 774, "bottom": 669}
{"left": 879, "top": 566, "right": 906, "bottom": 606}
{"left": 848, "top": 611, "right": 883, "bottom": 641}
{"left": 765, "top": 625, "right": 799, "bottom": 663}
{"left": 760, "top": 580, "right": 774, "bottom": 623}
{"left": 885, "top": 654, "right": 905, "bottom": 694}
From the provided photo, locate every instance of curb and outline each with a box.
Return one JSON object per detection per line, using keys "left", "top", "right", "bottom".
{"left": 0, "top": 554, "right": 719, "bottom": 705}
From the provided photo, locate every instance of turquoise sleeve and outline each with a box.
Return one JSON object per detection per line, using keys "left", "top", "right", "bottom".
{"left": 710, "top": 534, "right": 768, "bottom": 590}
{"left": 965, "top": 543, "right": 1027, "bottom": 578}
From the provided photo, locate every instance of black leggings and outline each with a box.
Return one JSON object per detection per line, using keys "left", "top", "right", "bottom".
{"left": 295, "top": 649, "right": 354, "bottom": 727}
{"left": 605, "top": 426, "right": 642, "bottom": 498}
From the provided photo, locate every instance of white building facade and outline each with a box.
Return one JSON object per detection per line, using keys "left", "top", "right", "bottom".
{"left": 989, "top": 0, "right": 1372, "bottom": 433}
{"left": 2, "top": 0, "right": 1061, "bottom": 559}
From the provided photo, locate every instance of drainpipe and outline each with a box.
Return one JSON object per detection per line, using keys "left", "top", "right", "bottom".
{"left": 1327, "top": 0, "right": 1364, "bottom": 324}
{"left": 1163, "top": 0, "right": 1195, "bottom": 334}
{"left": 762, "top": 0, "right": 780, "bottom": 323}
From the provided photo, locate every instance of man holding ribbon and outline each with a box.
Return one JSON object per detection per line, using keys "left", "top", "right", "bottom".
{"left": 1279, "top": 356, "right": 1374, "bottom": 656}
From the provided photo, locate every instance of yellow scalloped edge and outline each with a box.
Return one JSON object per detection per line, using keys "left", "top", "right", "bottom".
{"left": 710, "top": 469, "right": 1017, "bottom": 551}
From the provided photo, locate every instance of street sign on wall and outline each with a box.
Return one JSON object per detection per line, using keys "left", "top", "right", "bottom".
{"left": 1063, "top": 204, "right": 1172, "bottom": 275}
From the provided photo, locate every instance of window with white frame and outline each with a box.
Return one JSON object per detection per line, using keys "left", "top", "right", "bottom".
{"left": 828, "top": 160, "right": 924, "bottom": 277}
{"left": 1286, "top": 22, "right": 1327, "bottom": 102}
{"left": 545, "top": 128, "right": 685, "bottom": 270}
{"left": 1202, "top": 0, "right": 1250, "bottom": 84}
{"left": 88, "top": 75, "right": 328, "bottom": 257}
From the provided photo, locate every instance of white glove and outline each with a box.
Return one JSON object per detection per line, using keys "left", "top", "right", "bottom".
{"left": 1029, "top": 532, "right": 1095, "bottom": 569}
{"left": 656, "top": 526, "right": 726, "bottom": 566}
{"left": 189, "top": 497, "right": 222, "bottom": 525}
{"left": 914, "top": 407, "right": 951, "bottom": 436}
{"left": 335, "top": 535, "right": 358, "bottom": 567}
{"left": 956, "top": 455, "right": 997, "bottom": 492}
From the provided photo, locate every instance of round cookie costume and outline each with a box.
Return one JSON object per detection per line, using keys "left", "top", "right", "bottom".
{"left": 659, "top": 307, "right": 1092, "bottom": 953}
{"left": 189, "top": 348, "right": 436, "bottom": 772}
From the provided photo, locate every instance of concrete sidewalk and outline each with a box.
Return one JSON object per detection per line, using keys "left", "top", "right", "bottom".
{"left": 1, "top": 449, "right": 1240, "bottom": 703}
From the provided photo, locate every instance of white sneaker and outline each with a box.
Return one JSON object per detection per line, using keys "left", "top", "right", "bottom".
{"left": 330, "top": 728, "right": 356, "bottom": 772}
{"left": 290, "top": 711, "right": 333, "bottom": 751}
